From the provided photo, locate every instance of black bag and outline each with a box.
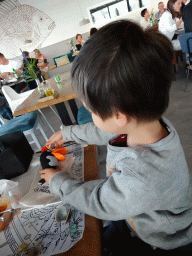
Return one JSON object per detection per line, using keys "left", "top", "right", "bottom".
{"left": 0, "top": 131, "right": 34, "bottom": 179}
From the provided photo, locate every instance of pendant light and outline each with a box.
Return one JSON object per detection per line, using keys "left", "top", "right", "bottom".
{"left": 78, "top": 0, "right": 90, "bottom": 26}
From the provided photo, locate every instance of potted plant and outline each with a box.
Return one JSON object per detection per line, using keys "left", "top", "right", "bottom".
{"left": 21, "top": 51, "right": 42, "bottom": 92}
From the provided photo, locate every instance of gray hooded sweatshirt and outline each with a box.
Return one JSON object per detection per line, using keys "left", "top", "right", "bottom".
{"left": 49, "top": 117, "right": 192, "bottom": 250}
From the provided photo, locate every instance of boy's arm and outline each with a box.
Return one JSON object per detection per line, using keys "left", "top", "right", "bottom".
{"left": 61, "top": 122, "right": 115, "bottom": 146}
{"left": 49, "top": 167, "right": 158, "bottom": 221}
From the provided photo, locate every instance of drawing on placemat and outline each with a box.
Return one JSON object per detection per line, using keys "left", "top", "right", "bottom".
{"left": 1, "top": 203, "right": 84, "bottom": 255}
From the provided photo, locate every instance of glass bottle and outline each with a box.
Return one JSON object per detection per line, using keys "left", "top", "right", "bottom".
{"left": 36, "top": 79, "right": 46, "bottom": 98}
{"left": 12, "top": 68, "right": 18, "bottom": 78}
{"left": 43, "top": 80, "right": 54, "bottom": 97}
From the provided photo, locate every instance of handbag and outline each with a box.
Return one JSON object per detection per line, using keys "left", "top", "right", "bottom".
{"left": 0, "top": 131, "right": 34, "bottom": 179}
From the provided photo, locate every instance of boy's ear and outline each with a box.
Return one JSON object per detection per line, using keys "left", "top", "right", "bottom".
{"left": 115, "top": 112, "right": 130, "bottom": 127}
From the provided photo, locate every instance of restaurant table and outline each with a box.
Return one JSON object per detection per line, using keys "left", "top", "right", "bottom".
{"left": 54, "top": 145, "right": 103, "bottom": 256}
{"left": 146, "top": 24, "right": 158, "bottom": 32}
{"left": 0, "top": 145, "right": 103, "bottom": 256}
{"left": 13, "top": 72, "right": 78, "bottom": 126}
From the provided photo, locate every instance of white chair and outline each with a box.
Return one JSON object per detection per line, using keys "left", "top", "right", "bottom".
{"left": 22, "top": 113, "right": 49, "bottom": 149}
{"left": 2, "top": 86, "right": 35, "bottom": 113}
{"left": 1, "top": 86, "right": 49, "bottom": 149}
{"left": 0, "top": 111, "right": 48, "bottom": 149}
{"left": 2, "top": 85, "right": 56, "bottom": 133}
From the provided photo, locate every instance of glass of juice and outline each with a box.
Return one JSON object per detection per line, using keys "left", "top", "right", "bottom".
{"left": 0, "top": 197, "right": 10, "bottom": 215}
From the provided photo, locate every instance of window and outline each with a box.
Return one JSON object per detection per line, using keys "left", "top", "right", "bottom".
{"left": 89, "top": 0, "right": 150, "bottom": 26}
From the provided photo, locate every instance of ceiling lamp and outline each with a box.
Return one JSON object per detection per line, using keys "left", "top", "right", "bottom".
{"left": 24, "top": 39, "right": 32, "bottom": 45}
{"left": 79, "top": 18, "right": 90, "bottom": 26}
{"left": 78, "top": 0, "right": 90, "bottom": 26}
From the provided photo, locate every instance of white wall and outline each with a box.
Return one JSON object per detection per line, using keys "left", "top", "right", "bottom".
{"left": 0, "top": 0, "right": 167, "bottom": 59}
{"left": 19, "top": 0, "right": 168, "bottom": 49}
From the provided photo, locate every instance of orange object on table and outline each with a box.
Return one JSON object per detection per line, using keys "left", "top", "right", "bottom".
{"left": 52, "top": 148, "right": 68, "bottom": 161}
{"left": 0, "top": 198, "right": 13, "bottom": 232}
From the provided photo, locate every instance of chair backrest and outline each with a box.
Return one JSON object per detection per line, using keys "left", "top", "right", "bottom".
{"left": 2, "top": 86, "right": 20, "bottom": 112}
{"left": 2, "top": 86, "right": 35, "bottom": 114}
{"left": 178, "top": 32, "right": 192, "bottom": 54}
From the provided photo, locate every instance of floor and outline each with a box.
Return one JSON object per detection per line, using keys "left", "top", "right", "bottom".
{"left": 28, "top": 58, "right": 192, "bottom": 179}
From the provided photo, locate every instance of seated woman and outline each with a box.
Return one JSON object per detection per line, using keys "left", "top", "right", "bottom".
{"left": 33, "top": 49, "right": 49, "bottom": 80}
{"left": 75, "top": 34, "right": 85, "bottom": 51}
{"left": 140, "top": 8, "right": 150, "bottom": 29}
{"left": 158, "top": 0, "right": 183, "bottom": 51}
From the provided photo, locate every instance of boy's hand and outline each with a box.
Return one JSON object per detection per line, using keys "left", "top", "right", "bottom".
{"left": 40, "top": 167, "right": 61, "bottom": 183}
{"left": 46, "top": 130, "right": 65, "bottom": 150}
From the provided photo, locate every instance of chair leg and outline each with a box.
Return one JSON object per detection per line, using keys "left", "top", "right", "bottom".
{"left": 173, "top": 65, "right": 177, "bottom": 81}
{"left": 0, "top": 116, "right": 5, "bottom": 125}
{"left": 37, "top": 122, "right": 49, "bottom": 142}
{"left": 30, "top": 132, "right": 42, "bottom": 149}
{"left": 185, "top": 67, "right": 190, "bottom": 92}
{"left": 38, "top": 109, "right": 56, "bottom": 133}
{"left": 49, "top": 106, "right": 61, "bottom": 120}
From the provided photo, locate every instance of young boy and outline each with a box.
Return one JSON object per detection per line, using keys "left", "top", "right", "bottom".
{"left": 40, "top": 20, "right": 192, "bottom": 253}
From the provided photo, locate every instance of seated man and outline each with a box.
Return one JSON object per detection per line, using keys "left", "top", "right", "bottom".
{"left": 182, "top": 0, "right": 192, "bottom": 32}
{"left": 0, "top": 53, "right": 26, "bottom": 93}
{"left": 140, "top": 8, "right": 150, "bottom": 29}
{"left": 155, "top": 2, "right": 166, "bottom": 20}
{"left": 0, "top": 53, "right": 22, "bottom": 80}
{"left": 181, "top": 0, "right": 190, "bottom": 12}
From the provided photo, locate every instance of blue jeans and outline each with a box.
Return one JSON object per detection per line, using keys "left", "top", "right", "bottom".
{"left": 0, "top": 103, "right": 13, "bottom": 121}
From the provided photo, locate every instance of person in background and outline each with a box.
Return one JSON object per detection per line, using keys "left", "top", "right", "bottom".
{"left": 181, "top": 0, "right": 190, "bottom": 12}
{"left": 159, "top": 0, "right": 183, "bottom": 50}
{"left": 0, "top": 53, "right": 22, "bottom": 80}
{"left": 0, "top": 53, "right": 26, "bottom": 93}
{"left": 75, "top": 34, "right": 85, "bottom": 51}
{"left": 33, "top": 49, "right": 49, "bottom": 80}
{"left": 90, "top": 27, "right": 98, "bottom": 36}
{"left": 182, "top": 0, "right": 192, "bottom": 32}
{"left": 155, "top": 2, "right": 166, "bottom": 20}
{"left": 40, "top": 20, "right": 192, "bottom": 253}
{"left": 140, "top": 8, "right": 150, "bottom": 29}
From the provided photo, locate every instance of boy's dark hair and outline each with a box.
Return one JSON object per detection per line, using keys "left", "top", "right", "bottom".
{"left": 141, "top": 8, "right": 147, "bottom": 17}
{"left": 0, "top": 53, "right": 4, "bottom": 58}
{"left": 71, "top": 20, "right": 174, "bottom": 122}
